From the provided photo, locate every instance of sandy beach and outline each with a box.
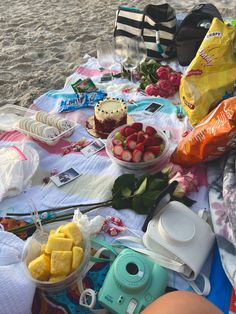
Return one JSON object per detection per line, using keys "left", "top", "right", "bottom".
{"left": 0, "top": 0, "right": 235, "bottom": 108}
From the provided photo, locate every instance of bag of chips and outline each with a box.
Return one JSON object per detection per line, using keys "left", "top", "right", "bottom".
{"left": 171, "top": 97, "right": 236, "bottom": 167}
{"left": 179, "top": 18, "right": 236, "bottom": 126}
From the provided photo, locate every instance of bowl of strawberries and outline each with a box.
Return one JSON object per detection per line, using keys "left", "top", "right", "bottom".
{"left": 105, "top": 122, "right": 170, "bottom": 173}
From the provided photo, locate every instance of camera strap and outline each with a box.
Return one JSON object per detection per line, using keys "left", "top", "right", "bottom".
{"left": 113, "top": 235, "right": 188, "bottom": 274}
{"left": 78, "top": 239, "right": 118, "bottom": 313}
{"left": 113, "top": 235, "right": 211, "bottom": 296}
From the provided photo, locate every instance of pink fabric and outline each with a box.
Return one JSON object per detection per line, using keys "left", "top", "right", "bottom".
{"left": 0, "top": 130, "right": 70, "bottom": 155}
{"left": 76, "top": 65, "right": 119, "bottom": 77}
{"left": 9, "top": 146, "right": 27, "bottom": 160}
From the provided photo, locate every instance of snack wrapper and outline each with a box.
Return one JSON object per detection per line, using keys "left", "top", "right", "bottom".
{"left": 171, "top": 97, "right": 236, "bottom": 167}
{"left": 71, "top": 78, "right": 97, "bottom": 94}
{"left": 58, "top": 90, "right": 107, "bottom": 113}
{"left": 180, "top": 18, "right": 236, "bottom": 126}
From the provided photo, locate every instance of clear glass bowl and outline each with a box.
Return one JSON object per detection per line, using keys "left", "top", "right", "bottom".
{"left": 21, "top": 221, "right": 90, "bottom": 292}
{"left": 105, "top": 124, "right": 170, "bottom": 174}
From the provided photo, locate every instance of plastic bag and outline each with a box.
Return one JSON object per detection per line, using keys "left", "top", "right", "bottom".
{"left": 0, "top": 144, "right": 39, "bottom": 201}
{"left": 171, "top": 97, "right": 236, "bottom": 167}
{"left": 179, "top": 18, "right": 236, "bottom": 126}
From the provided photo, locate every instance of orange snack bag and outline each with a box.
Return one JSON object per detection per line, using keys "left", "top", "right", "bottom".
{"left": 171, "top": 97, "right": 236, "bottom": 167}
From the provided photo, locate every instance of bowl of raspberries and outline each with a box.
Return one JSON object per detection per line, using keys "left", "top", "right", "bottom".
{"left": 105, "top": 122, "right": 170, "bottom": 173}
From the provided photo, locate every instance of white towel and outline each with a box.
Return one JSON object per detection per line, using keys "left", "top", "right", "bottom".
{"left": 0, "top": 231, "right": 36, "bottom": 314}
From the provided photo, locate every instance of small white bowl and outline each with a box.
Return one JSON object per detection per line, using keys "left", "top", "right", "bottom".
{"left": 105, "top": 123, "right": 170, "bottom": 174}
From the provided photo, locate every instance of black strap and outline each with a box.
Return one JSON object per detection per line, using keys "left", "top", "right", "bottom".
{"left": 142, "top": 181, "right": 178, "bottom": 232}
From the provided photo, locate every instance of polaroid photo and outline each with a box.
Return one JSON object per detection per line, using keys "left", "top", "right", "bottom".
{"left": 100, "top": 73, "right": 112, "bottom": 82}
{"left": 50, "top": 167, "right": 81, "bottom": 187}
{"left": 80, "top": 138, "right": 105, "bottom": 158}
{"left": 144, "top": 102, "right": 163, "bottom": 115}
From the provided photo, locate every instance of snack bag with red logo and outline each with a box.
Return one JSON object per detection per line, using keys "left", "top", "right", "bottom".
{"left": 179, "top": 18, "right": 236, "bottom": 126}
{"left": 171, "top": 97, "right": 236, "bottom": 167}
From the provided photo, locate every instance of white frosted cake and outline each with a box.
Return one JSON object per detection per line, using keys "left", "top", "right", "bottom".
{"left": 94, "top": 97, "right": 127, "bottom": 133}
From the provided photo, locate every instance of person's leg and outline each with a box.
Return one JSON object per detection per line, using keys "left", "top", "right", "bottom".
{"left": 141, "top": 291, "right": 223, "bottom": 314}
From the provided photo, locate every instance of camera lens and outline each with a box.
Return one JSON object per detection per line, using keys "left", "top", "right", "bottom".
{"left": 126, "top": 262, "right": 138, "bottom": 275}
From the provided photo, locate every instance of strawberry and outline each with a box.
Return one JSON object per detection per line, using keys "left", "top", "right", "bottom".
{"left": 143, "top": 137, "right": 159, "bottom": 147}
{"left": 147, "top": 145, "right": 160, "bottom": 155}
{"left": 121, "top": 149, "right": 132, "bottom": 162}
{"left": 127, "top": 138, "right": 137, "bottom": 150}
{"left": 132, "top": 149, "right": 143, "bottom": 163}
{"left": 145, "top": 126, "right": 157, "bottom": 136}
{"left": 143, "top": 151, "right": 155, "bottom": 162}
{"left": 112, "top": 138, "right": 122, "bottom": 146}
{"left": 114, "top": 154, "right": 122, "bottom": 160}
{"left": 125, "top": 127, "right": 137, "bottom": 137}
{"left": 135, "top": 143, "right": 144, "bottom": 152}
{"left": 137, "top": 131, "right": 146, "bottom": 144}
{"left": 143, "top": 133, "right": 150, "bottom": 139}
{"left": 113, "top": 144, "right": 123, "bottom": 156}
{"left": 120, "top": 127, "right": 126, "bottom": 137}
{"left": 131, "top": 122, "right": 143, "bottom": 132}
{"left": 126, "top": 133, "right": 137, "bottom": 142}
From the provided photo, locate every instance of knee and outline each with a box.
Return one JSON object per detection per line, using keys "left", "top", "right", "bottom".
{"left": 141, "top": 291, "right": 223, "bottom": 314}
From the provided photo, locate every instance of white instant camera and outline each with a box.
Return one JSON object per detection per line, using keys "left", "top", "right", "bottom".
{"left": 143, "top": 201, "right": 215, "bottom": 280}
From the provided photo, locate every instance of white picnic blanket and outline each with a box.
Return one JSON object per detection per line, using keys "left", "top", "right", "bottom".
{"left": 0, "top": 56, "right": 231, "bottom": 313}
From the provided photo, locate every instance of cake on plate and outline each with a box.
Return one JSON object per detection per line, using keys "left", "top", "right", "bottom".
{"left": 94, "top": 97, "right": 127, "bottom": 134}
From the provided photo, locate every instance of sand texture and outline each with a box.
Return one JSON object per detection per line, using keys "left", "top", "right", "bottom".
{"left": 0, "top": 0, "right": 235, "bottom": 108}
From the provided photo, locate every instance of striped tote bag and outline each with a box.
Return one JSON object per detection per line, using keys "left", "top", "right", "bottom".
{"left": 114, "top": 4, "right": 176, "bottom": 60}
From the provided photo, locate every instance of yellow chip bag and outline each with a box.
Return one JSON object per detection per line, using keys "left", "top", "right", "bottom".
{"left": 180, "top": 18, "right": 236, "bottom": 126}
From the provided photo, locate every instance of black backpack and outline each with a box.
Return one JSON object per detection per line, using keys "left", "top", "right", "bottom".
{"left": 175, "top": 3, "right": 223, "bottom": 66}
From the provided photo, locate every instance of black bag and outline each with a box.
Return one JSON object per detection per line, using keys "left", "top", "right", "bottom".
{"left": 114, "top": 4, "right": 176, "bottom": 61}
{"left": 175, "top": 3, "right": 223, "bottom": 66}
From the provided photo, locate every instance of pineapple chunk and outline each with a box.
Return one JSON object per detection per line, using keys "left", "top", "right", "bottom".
{"left": 71, "top": 246, "right": 84, "bottom": 271}
{"left": 55, "top": 225, "right": 65, "bottom": 233}
{"left": 49, "top": 275, "right": 67, "bottom": 283}
{"left": 28, "top": 254, "right": 50, "bottom": 281}
{"left": 41, "top": 244, "right": 46, "bottom": 254}
{"left": 49, "top": 229, "right": 56, "bottom": 236}
{"left": 52, "top": 232, "right": 66, "bottom": 238}
{"left": 51, "top": 251, "right": 72, "bottom": 276}
{"left": 61, "top": 222, "right": 83, "bottom": 246}
{"left": 45, "top": 235, "right": 73, "bottom": 254}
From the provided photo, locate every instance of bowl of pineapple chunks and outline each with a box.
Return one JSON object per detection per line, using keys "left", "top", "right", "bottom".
{"left": 22, "top": 221, "right": 90, "bottom": 291}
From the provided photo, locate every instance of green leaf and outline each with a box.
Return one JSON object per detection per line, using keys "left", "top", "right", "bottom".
{"left": 149, "top": 73, "right": 158, "bottom": 84}
{"left": 140, "top": 62, "right": 148, "bottom": 75}
{"left": 149, "top": 178, "right": 167, "bottom": 191}
{"left": 121, "top": 187, "right": 132, "bottom": 198}
{"left": 133, "top": 177, "right": 148, "bottom": 196}
{"left": 146, "top": 59, "right": 160, "bottom": 66}
{"left": 112, "top": 174, "right": 136, "bottom": 197}
{"left": 141, "top": 190, "right": 161, "bottom": 208}
{"left": 112, "top": 198, "right": 132, "bottom": 210}
{"left": 132, "top": 195, "right": 146, "bottom": 214}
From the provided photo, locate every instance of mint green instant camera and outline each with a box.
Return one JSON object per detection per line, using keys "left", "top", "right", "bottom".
{"left": 98, "top": 248, "right": 168, "bottom": 313}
